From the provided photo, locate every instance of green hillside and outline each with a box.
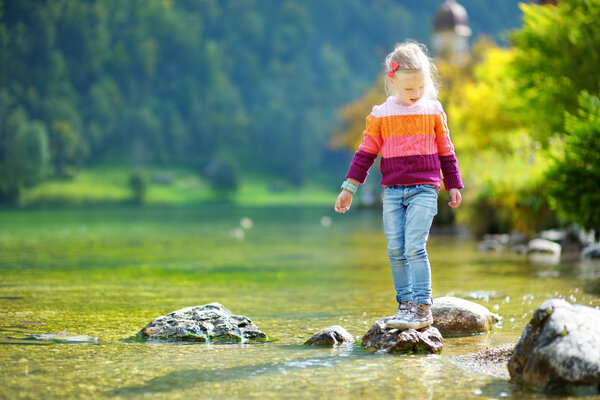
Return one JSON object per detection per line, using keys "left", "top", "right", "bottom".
{"left": 0, "top": 0, "right": 524, "bottom": 204}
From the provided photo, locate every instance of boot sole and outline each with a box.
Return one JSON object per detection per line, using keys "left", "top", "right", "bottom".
{"left": 386, "top": 318, "right": 433, "bottom": 330}
{"left": 385, "top": 320, "right": 412, "bottom": 330}
{"left": 404, "top": 319, "right": 433, "bottom": 330}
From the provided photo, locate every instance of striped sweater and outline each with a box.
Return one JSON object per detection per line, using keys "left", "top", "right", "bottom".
{"left": 345, "top": 96, "right": 464, "bottom": 190}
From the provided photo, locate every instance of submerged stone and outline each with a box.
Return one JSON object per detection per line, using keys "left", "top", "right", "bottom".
{"left": 453, "top": 344, "right": 515, "bottom": 379}
{"left": 361, "top": 318, "right": 443, "bottom": 354}
{"left": 27, "top": 330, "right": 98, "bottom": 344}
{"left": 508, "top": 299, "right": 600, "bottom": 394}
{"left": 431, "top": 296, "right": 501, "bottom": 335}
{"left": 304, "top": 325, "right": 354, "bottom": 346}
{"left": 140, "top": 302, "right": 268, "bottom": 342}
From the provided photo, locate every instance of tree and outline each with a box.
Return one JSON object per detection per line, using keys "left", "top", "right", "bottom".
{"left": 128, "top": 170, "right": 147, "bottom": 205}
{"left": 0, "top": 108, "right": 50, "bottom": 202}
{"left": 439, "top": 41, "right": 557, "bottom": 236}
{"left": 440, "top": 1, "right": 600, "bottom": 236}
{"left": 0, "top": 0, "right": 528, "bottom": 204}
{"left": 545, "top": 92, "right": 600, "bottom": 235}
{"left": 510, "top": 0, "right": 600, "bottom": 142}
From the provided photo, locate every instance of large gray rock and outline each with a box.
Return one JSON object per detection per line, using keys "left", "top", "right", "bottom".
{"left": 304, "top": 325, "right": 354, "bottom": 346}
{"left": 361, "top": 318, "right": 443, "bottom": 354}
{"left": 140, "top": 302, "right": 268, "bottom": 342}
{"left": 508, "top": 299, "right": 600, "bottom": 394}
{"left": 432, "top": 296, "right": 501, "bottom": 335}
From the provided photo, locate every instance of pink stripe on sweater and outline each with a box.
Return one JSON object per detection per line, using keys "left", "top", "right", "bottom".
{"left": 381, "top": 134, "right": 437, "bottom": 158}
{"left": 358, "top": 134, "right": 383, "bottom": 155}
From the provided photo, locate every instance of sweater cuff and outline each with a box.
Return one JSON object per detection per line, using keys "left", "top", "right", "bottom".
{"left": 345, "top": 164, "right": 368, "bottom": 184}
{"left": 443, "top": 174, "right": 464, "bottom": 190}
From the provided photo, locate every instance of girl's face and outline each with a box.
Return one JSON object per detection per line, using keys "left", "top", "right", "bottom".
{"left": 391, "top": 70, "right": 426, "bottom": 106}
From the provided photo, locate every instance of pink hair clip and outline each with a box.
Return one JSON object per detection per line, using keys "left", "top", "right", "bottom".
{"left": 387, "top": 61, "right": 399, "bottom": 78}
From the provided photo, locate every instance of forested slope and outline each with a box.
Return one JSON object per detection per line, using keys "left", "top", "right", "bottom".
{"left": 0, "top": 0, "right": 523, "bottom": 202}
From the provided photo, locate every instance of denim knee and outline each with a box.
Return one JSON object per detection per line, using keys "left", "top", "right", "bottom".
{"left": 387, "top": 247, "right": 407, "bottom": 264}
{"left": 405, "top": 245, "right": 427, "bottom": 261}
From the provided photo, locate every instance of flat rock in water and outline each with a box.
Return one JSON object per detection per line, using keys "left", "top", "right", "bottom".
{"left": 432, "top": 296, "right": 501, "bottom": 335}
{"left": 304, "top": 325, "right": 354, "bottom": 346}
{"left": 508, "top": 299, "right": 600, "bottom": 394}
{"left": 528, "top": 238, "right": 561, "bottom": 255}
{"left": 477, "top": 239, "right": 504, "bottom": 252}
{"left": 27, "top": 330, "right": 98, "bottom": 344}
{"left": 361, "top": 317, "right": 443, "bottom": 354}
{"left": 140, "top": 302, "right": 268, "bottom": 343}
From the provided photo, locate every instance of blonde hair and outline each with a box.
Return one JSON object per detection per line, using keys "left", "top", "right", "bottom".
{"left": 384, "top": 40, "right": 439, "bottom": 99}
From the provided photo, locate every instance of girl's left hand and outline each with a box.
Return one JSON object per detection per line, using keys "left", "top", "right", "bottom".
{"left": 448, "top": 188, "right": 462, "bottom": 208}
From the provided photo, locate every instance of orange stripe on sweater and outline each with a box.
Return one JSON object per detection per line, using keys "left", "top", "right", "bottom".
{"left": 363, "top": 114, "right": 382, "bottom": 138}
{"left": 379, "top": 114, "right": 437, "bottom": 138}
{"left": 434, "top": 112, "right": 455, "bottom": 156}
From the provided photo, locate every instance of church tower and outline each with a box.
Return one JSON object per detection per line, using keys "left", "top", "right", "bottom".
{"left": 432, "top": 0, "right": 472, "bottom": 65}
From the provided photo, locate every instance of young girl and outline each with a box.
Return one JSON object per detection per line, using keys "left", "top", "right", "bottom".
{"left": 334, "top": 40, "right": 463, "bottom": 330}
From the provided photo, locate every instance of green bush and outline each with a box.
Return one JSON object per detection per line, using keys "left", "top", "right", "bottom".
{"left": 546, "top": 92, "right": 600, "bottom": 235}
{"left": 128, "top": 171, "right": 147, "bottom": 204}
{"left": 462, "top": 195, "right": 511, "bottom": 239}
{"left": 203, "top": 159, "right": 240, "bottom": 196}
{"left": 0, "top": 108, "right": 51, "bottom": 204}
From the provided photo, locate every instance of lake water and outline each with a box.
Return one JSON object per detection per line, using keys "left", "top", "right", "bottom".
{"left": 1, "top": 205, "right": 599, "bottom": 399}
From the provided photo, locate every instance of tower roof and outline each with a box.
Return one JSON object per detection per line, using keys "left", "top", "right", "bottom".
{"left": 433, "top": 0, "right": 471, "bottom": 37}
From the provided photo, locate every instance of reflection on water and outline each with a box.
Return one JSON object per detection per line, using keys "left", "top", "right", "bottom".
{"left": 0, "top": 205, "right": 599, "bottom": 399}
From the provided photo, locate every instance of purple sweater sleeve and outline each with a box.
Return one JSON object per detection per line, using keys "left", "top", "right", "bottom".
{"left": 345, "top": 150, "right": 378, "bottom": 184}
{"left": 439, "top": 155, "right": 464, "bottom": 190}
{"left": 435, "top": 104, "right": 464, "bottom": 190}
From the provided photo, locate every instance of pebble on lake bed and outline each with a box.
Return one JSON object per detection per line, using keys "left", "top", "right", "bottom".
{"left": 453, "top": 344, "right": 515, "bottom": 379}
{"left": 471, "top": 344, "right": 514, "bottom": 362}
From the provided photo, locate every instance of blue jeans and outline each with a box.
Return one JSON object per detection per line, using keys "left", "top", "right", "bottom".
{"left": 382, "top": 184, "right": 438, "bottom": 306}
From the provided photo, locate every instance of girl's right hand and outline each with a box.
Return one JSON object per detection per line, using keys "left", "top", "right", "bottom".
{"left": 334, "top": 190, "right": 353, "bottom": 213}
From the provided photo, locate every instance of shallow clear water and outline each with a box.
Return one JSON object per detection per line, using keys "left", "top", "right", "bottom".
{"left": 1, "top": 205, "right": 599, "bottom": 399}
